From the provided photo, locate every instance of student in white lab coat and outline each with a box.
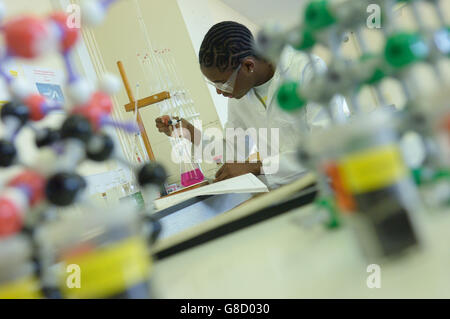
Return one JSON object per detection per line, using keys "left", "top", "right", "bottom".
{"left": 156, "top": 21, "right": 346, "bottom": 189}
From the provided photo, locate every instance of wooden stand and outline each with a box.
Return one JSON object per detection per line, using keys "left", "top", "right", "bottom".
{"left": 117, "top": 60, "right": 170, "bottom": 161}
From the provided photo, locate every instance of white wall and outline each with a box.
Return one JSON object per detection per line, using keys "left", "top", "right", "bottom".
{"left": 177, "top": 0, "right": 259, "bottom": 127}
{"left": 220, "top": 0, "right": 304, "bottom": 29}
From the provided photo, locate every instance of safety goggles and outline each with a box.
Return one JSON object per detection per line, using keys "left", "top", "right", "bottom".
{"left": 206, "top": 64, "right": 241, "bottom": 94}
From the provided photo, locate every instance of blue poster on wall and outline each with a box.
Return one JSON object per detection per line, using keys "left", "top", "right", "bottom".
{"left": 35, "top": 82, "right": 65, "bottom": 103}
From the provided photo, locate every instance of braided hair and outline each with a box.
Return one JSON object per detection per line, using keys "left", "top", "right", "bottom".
{"left": 199, "top": 21, "right": 257, "bottom": 73}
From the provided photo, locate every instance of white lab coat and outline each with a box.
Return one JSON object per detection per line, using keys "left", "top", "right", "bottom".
{"left": 202, "top": 46, "right": 347, "bottom": 189}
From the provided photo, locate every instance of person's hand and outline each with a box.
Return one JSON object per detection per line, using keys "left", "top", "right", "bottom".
{"left": 155, "top": 115, "right": 194, "bottom": 141}
{"left": 214, "top": 162, "right": 262, "bottom": 183}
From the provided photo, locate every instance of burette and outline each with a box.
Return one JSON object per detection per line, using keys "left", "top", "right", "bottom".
{"left": 133, "top": 0, "right": 203, "bottom": 185}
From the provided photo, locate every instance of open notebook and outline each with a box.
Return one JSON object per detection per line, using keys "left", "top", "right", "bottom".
{"left": 154, "top": 173, "right": 269, "bottom": 211}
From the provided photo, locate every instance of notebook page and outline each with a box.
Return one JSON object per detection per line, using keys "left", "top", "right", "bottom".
{"left": 154, "top": 174, "right": 268, "bottom": 211}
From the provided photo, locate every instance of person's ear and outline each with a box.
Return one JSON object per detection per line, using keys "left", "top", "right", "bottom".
{"left": 242, "top": 57, "right": 256, "bottom": 74}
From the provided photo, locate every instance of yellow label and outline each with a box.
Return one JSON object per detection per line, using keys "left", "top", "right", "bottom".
{"left": 60, "top": 237, "right": 151, "bottom": 299}
{"left": 9, "top": 70, "right": 18, "bottom": 77}
{"left": 339, "top": 145, "right": 406, "bottom": 193}
{"left": 0, "top": 276, "right": 43, "bottom": 299}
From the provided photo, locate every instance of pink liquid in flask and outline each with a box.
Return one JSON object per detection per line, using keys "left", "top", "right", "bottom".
{"left": 180, "top": 168, "right": 204, "bottom": 187}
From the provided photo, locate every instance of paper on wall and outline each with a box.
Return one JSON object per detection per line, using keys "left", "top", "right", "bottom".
{"left": 22, "top": 66, "right": 65, "bottom": 104}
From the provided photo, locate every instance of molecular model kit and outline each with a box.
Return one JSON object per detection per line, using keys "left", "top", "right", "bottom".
{"left": 256, "top": 0, "right": 450, "bottom": 262}
{"left": 0, "top": 0, "right": 168, "bottom": 298}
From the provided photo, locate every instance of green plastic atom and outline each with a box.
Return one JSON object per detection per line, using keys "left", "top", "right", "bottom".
{"left": 433, "top": 169, "right": 450, "bottom": 181}
{"left": 315, "top": 197, "right": 340, "bottom": 229}
{"left": 276, "top": 81, "right": 307, "bottom": 111}
{"left": 360, "top": 54, "right": 386, "bottom": 85}
{"left": 384, "top": 32, "right": 429, "bottom": 68}
{"left": 294, "top": 28, "right": 316, "bottom": 51}
{"left": 304, "top": 0, "right": 336, "bottom": 31}
{"left": 411, "top": 167, "right": 424, "bottom": 186}
{"left": 411, "top": 167, "right": 450, "bottom": 186}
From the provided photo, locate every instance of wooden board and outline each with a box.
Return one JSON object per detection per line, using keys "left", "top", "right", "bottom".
{"left": 124, "top": 91, "right": 171, "bottom": 112}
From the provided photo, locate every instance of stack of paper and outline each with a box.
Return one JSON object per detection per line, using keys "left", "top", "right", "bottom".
{"left": 154, "top": 173, "right": 269, "bottom": 211}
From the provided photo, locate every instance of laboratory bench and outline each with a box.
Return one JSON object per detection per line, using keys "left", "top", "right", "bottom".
{"left": 148, "top": 175, "right": 450, "bottom": 298}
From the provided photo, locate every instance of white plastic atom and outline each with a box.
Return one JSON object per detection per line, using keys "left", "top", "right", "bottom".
{"left": 99, "top": 73, "right": 121, "bottom": 95}
{"left": 67, "top": 78, "right": 94, "bottom": 106}
{"left": 81, "top": 0, "right": 106, "bottom": 27}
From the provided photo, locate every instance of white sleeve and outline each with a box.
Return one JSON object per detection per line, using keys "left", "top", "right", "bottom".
{"left": 258, "top": 151, "right": 308, "bottom": 189}
{"left": 199, "top": 100, "right": 247, "bottom": 162}
{"left": 253, "top": 52, "right": 313, "bottom": 189}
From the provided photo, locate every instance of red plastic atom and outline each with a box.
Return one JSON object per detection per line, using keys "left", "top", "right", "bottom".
{"left": 0, "top": 197, "right": 22, "bottom": 238}
{"left": 49, "top": 12, "right": 80, "bottom": 53}
{"left": 72, "top": 91, "right": 113, "bottom": 130}
{"left": 24, "top": 94, "right": 47, "bottom": 121}
{"left": 4, "top": 16, "right": 52, "bottom": 58}
{"left": 8, "top": 171, "right": 46, "bottom": 206}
